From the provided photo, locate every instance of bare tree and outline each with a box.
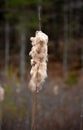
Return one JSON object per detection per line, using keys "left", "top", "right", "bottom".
{"left": 5, "top": 22, "right": 10, "bottom": 74}
{"left": 81, "top": 40, "right": 83, "bottom": 74}
{"left": 63, "top": 5, "right": 68, "bottom": 80}
{"left": 20, "top": 28, "right": 26, "bottom": 84}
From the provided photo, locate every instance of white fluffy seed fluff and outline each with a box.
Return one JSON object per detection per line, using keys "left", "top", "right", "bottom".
{"left": 29, "top": 31, "right": 48, "bottom": 92}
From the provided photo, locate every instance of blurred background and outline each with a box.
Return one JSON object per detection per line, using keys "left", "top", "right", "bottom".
{"left": 0, "top": 0, "right": 83, "bottom": 130}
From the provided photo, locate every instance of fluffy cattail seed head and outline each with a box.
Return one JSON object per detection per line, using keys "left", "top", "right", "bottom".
{"left": 29, "top": 31, "right": 48, "bottom": 92}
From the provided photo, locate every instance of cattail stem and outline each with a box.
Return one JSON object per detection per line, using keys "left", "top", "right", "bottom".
{"left": 31, "top": 87, "right": 37, "bottom": 130}
{"left": 31, "top": 1, "right": 41, "bottom": 126}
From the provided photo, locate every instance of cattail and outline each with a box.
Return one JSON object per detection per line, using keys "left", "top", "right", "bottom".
{"left": 29, "top": 31, "right": 48, "bottom": 92}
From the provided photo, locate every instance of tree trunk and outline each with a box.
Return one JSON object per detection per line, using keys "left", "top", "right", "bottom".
{"left": 81, "top": 40, "right": 83, "bottom": 74}
{"left": 5, "top": 22, "right": 10, "bottom": 73}
{"left": 20, "top": 29, "right": 26, "bottom": 84}
{"left": 63, "top": 7, "right": 68, "bottom": 80}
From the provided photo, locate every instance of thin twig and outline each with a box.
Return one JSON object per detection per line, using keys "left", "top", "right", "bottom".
{"left": 31, "top": 87, "right": 37, "bottom": 130}
{"left": 38, "top": 0, "right": 42, "bottom": 31}
{"left": 38, "top": 5, "right": 41, "bottom": 31}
